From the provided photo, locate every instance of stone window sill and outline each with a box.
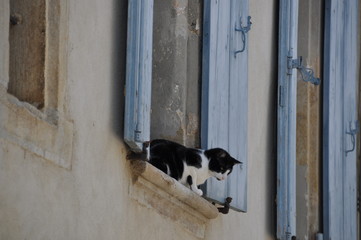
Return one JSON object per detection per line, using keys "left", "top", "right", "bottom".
{"left": 0, "top": 87, "right": 73, "bottom": 169}
{"left": 129, "top": 159, "right": 219, "bottom": 238}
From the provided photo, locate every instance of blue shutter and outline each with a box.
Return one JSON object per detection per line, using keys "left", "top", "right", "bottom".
{"left": 201, "top": 0, "right": 249, "bottom": 212}
{"left": 124, "top": 0, "right": 153, "bottom": 152}
{"left": 277, "top": 0, "right": 298, "bottom": 239}
{"left": 323, "top": 0, "right": 359, "bottom": 239}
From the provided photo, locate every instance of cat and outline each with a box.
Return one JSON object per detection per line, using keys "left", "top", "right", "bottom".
{"left": 146, "top": 139, "right": 241, "bottom": 196}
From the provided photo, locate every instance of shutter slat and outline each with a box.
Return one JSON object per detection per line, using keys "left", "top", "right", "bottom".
{"left": 227, "top": 0, "right": 249, "bottom": 212}
{"left": 202, "top": 0, "right": 249, "bottom": 212}
{"left": 206, "top": 0, "right": 232, "bottom": 201}
{"left": 323, "top": 0, "right": 358, "bottom": 239}
{"left": 277, "top": 0, "right": 298, "bottom": 238}
{"left": 124, "top": 0, "right": 153, "bottom": 152}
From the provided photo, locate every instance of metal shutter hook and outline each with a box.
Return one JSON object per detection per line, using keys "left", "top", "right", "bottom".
{"left": 345, "top": 120, "right": 359, "bottom": 156}
{"left": 234, "top": 16, "right": 252, "bottom": 57}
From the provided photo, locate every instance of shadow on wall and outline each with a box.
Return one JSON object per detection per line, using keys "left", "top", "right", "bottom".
{"left": 111, "top": 0, "right": 128, "bottom": 139}
{"left": 267, "top": 0, "right": 279, "bottom": 237}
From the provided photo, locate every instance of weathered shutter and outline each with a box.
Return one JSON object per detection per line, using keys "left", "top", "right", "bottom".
{"left": 277, "top": 0, "right": 298, "bottom": 239}
{"left": 323, "top": 0, "right": 359, "bottom": 239}
{"left": 201, "top": 0, "right": 249, "bottom": 212}
{"left": 124, "top": 0, "right": 153, "bottom": 152}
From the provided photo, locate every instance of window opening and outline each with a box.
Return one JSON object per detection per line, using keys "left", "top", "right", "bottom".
{"left": 8, "top": 0, "right": 46, "bottom": 109}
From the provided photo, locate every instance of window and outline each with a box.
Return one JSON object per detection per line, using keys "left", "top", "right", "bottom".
{"left": 8, "top": 0, "right": 61, "bottom": 113}
{"left": 0, "top": 0, "right": 73, "bottom": 169}
{"left": 9, "top": 0, "right": 46, "bottom": 109}
{"left": 276, "top": 0, "right": 324, "bottom": 237}
{"left": 124, "top": 0, "right": 250, "bottom": 212}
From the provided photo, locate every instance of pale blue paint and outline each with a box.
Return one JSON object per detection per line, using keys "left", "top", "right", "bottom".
{"left": 124, "top": 0, "right": 153, "bottom": 152}
{"left": 201, "top": 0, "right": 249, "bottom": 212}
{"left": 323, "top": 0, "right": 359, "bottom": 239}
{"left": 277, "top": 0, "right": 298, "bottom": 239}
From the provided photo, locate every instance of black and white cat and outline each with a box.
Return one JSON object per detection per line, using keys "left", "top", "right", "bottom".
{"left": 146, "top": 139, "right": 241, "bottom": 196}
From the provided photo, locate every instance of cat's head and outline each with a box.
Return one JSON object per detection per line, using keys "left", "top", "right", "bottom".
{"left": 205, "top": 148, "right": 242, "bottom": 181}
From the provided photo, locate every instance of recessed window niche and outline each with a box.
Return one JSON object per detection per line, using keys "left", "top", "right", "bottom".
{"left": 8, "top": 0, "right": 46, "bottom": 109}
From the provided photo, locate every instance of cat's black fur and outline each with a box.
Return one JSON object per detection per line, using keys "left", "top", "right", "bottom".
{"left": 147, "top": 139, "right": 241, "bottom": 195}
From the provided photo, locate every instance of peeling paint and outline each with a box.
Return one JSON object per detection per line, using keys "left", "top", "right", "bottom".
{"left": 172, "top": 0, "right": 187, "bottom": 16}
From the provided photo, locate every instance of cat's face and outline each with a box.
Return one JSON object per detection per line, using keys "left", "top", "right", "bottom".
{"left": 205, "top": 148, "right": 242, "bottom": 181}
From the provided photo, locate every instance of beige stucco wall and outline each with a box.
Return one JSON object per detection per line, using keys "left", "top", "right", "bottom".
{"left": 0, "top": 0, "right": 278, "bottom": 240}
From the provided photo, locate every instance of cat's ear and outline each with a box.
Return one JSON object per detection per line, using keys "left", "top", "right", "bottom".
{"left": 231, "top": 158, "right": 242, "bottom": 165}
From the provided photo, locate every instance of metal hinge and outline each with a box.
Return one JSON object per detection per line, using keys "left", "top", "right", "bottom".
{"left": 287, "top": 55, "right": 320, "bottom": 85}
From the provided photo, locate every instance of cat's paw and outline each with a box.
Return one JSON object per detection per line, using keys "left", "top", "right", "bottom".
{"left": 194, "top": 188, "right": 203, "bottom": 196}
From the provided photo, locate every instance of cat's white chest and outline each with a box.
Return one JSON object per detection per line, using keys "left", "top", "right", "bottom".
{"left": 180, "top": 153, "right": 210, "bottom": 186}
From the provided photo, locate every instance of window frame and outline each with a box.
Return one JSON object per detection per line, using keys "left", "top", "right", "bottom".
{"left": 0, "top": 0, "right": 73, "bottom": 170}
{"left": 124, "top": 0, "right": 250, "bottom": 212}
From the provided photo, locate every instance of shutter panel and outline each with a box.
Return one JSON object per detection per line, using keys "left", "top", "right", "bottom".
{"left": 323, "top": 0, "right": 358, "bottom": 239}
{"left": 277, "top": 0, "right": 298, "bottom": 239}
{"left": 124, "top": 0, "right": 153, "bottom": 152}
{"left": 201, "top": 0, "right": 249, "bottom": 212}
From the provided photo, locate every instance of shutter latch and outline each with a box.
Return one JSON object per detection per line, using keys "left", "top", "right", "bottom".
{"left": 213, "top": 197, "right": 232, "bottom": 214}
{"left": 287, "top": 55, "right": 320, "bottom": 85}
